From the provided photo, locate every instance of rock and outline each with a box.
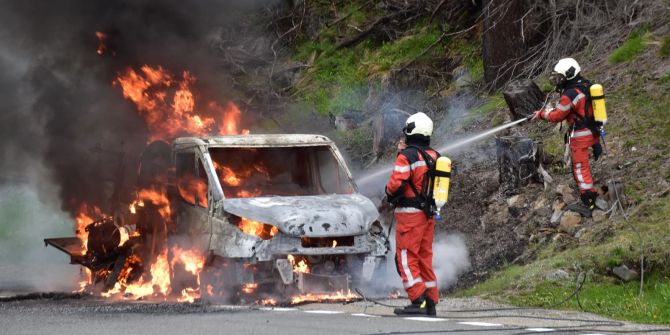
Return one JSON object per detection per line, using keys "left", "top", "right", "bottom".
{"left": 592, "top": 210, "right": 607, "bottom": 223}
{"left": 453, "top": 66, "right": 473, "bottom": 88}
{"left": 613, "top": 265, "right": 639, "bottom": 282}
{"left": 334, "top": 110, "right": 365, "bottom": 131}
{"left": 550, "top": 209, "right": 563, "bottom": 226}
{"left": 556, "top": 184, "right": 577, "bottom": 204}
{"left": 532, "top": 198, "right": 547, "bottom": 210}
{"left": 558, "top": 211, "right": 581, "bottom": 234}
{"left": 546, "top": 269, "right": 570, "bottom": 282}
{"left": 574, "top": 228, "right": 587, "bottom": 239}
{"left": 507, "top": 195, "right": 521, "bottom": 207}
{"left": 552, "top": 200, "right": 566, "bottom": 211}
{"left": 595, "top": 197, "right": 609, "bottom": 211}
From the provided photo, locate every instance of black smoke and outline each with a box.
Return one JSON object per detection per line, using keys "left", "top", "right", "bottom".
{"left": 0, "top": 0, "right": 276, "bottom": 214}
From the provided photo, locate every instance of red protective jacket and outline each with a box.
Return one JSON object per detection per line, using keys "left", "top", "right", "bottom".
{"left": 538, "top": 84, "right": 599, "bottom": 149}
{"left": 538, "top": 82, "right": 599, "bottom": 194}
{"left": 385, "top": 146, "right": 438, "bottom": 205}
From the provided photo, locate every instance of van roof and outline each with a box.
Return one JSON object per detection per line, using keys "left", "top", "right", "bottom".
{"left": 173, "top": 134, "right": 334, "bottom": 148}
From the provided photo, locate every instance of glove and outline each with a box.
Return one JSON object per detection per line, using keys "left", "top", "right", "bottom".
{"left": 592, "top": 142, "right": 603, "bottom": 161}
{"left": 530, "top": 110, "right": 542, "bottom": 121}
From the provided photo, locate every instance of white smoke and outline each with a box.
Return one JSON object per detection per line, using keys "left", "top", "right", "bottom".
{"left": 0, "top": 185, "right": 79, "bottom": 293}
{"left": 432, "top": 233, "right": 471, "bottom": 289}
{"left": 374, "top": 231, "right": 470, "bottom": 293}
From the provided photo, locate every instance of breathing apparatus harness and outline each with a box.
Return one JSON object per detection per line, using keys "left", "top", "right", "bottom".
{"left": 387, "top": 145, "right": 449, "bottom": 218}
{"left": 555, "top": 77, "right": 606, "bottom": 161}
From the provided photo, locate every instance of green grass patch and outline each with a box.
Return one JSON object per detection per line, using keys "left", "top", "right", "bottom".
{"left": 472, "top": 95, "right": 505, "bottom": 116}
{"left": 508, "top": 273, "right": 670, "bottom": 324}
{"left": 361, "top": 25, "right": 445, "bottom": 74}
{"left": 294, "top": 22, "right": 446, "bottom": 115}
{"left": 660, "top": 36, "right": 670, "bottom": 58}
{"left": 609, "top": 29, "right": 649, "bottom": 64}
{"left": 457, "top": 195, "right": 670, "bottom": 324}
{"left": 449, "top": 39, "right": 484, "bottom": 81}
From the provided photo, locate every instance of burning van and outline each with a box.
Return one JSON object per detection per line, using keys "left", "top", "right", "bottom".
{"left": 46, "top": 134, "right": 387, "bottom": 303}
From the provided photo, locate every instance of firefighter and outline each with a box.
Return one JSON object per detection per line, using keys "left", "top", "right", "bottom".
{"left": 385, "top": 112, "right": 439, "bottom": 316}
{"left": 532, "top": 58, "right": 602, "bottom": 215}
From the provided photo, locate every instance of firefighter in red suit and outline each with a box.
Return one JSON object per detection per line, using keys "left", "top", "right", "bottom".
{"left": 385, "top": 112, "right": 439, "bottom": 316}
{"left": 533, "top": 58, "right": 602, "bottom": 215}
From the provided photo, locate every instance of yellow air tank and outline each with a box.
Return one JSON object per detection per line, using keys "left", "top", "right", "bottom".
{"left": 433, "top": 156, "right": 452, "bottom": 210}
{"left": 590, "top": 84, "right": 607, "bottom": 124}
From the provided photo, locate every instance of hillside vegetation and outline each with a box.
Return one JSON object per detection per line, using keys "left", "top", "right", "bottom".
{"left": 266, "top": 0, "right": 670, "bottom": 324}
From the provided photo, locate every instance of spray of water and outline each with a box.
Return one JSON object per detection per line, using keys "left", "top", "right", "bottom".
{"left": 356, "top": 117, "right": 528, "bottom": 188}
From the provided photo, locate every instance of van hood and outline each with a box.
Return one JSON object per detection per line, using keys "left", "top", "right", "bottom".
{"left": 222, "top": 194, "right": 379, "bottom": 237}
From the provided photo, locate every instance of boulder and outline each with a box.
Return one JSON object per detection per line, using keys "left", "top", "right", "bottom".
{"left": 556, "top": 184, "right": 576, "bottom": 204}
{"left": 545, "top": 269, "right": 570, "bottom": 282}
{"left": 613, "top": 265, "right": 639, "bottom": 282}
{"left": 592, "top": 210, "right": 607, "bottom": 223}
{"left": 507, "top": 195, "right": 522, "bottom": 207}
{"left": 552, "top": 200, "right": 566, "bottom": 211}
{"left": 558, "top": 211, "right": 581, "bottom": 234}
{"left": 453, "top": 66, "right": 473, "bottom": 88}
{"left": 532, "top": 198, "right": 547, "bottom": 210}
{"left": 549, "top": 209, "right": 563, "bottom": 226}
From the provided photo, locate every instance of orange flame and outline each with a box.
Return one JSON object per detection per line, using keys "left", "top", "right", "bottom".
{"left": 137, "top": 188, "right": 171, "bottom": 219}
{"left": 290, "top": 290, "right": 358, "bottom": 305}
{"left": 238, "top": 218, "right": 278, "bottom": 240}
{"left": 287, "top": 255, "right": 310, "bottom": 273}
{"left": 241, "top": 283, "right": 258, "bottom": 294}
{"left": 114, "top": 65, "right": 246, "bottom": 142}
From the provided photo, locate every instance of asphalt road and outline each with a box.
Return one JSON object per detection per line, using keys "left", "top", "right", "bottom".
{"left": 0, "top": 295, "right": 668, "bottom": 335}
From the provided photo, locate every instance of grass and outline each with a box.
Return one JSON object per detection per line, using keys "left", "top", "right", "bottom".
{"left": 609, "top": 29, "right": 649, "bottom": 64}
{"left": 660, "top": 35, "right": 670, "bottom": 58}
{"left": 459, "top": 196, "right": 670, "bottom": 324}
{"left": 292, "top": 4, "right": 484, "bottom": 117}
{"left": 507, "top": 273, "right": 670, "bottom": 324}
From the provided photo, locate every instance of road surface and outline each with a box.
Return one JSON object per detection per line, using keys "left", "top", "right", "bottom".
{"left": 0, "top": 294, "right": 668, "bottom": 335}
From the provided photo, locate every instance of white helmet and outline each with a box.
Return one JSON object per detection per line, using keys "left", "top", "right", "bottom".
{"left": 553, "top": 58, "right": 581, "bottom": 80}
{"left": 404, "top": 112, "right": 433, "bottom": 137}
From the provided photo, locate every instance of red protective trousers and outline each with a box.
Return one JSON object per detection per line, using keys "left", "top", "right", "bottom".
{"left": 395, "top": 211, "right": 439, "bottom": 303}
{"left": 540, "top": 85, "right": 598, "bottom": 194}
{"left": 569, "top": 131, "right": 598, "bottom": 194}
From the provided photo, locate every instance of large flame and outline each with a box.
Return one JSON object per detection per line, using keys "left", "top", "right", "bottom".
{"left": 114, "top": 65, "right": 246, "bottom": 142}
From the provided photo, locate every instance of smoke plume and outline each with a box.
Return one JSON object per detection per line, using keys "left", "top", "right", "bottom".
{"left": 0, "top": 0, "right": 275, "bottom": 291}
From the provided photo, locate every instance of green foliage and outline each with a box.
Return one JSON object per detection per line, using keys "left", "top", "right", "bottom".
{"left": 449, "top": 39, "right": 484, "bottom": 80}
{"left": 660, "top": 35, "right": 670, "bottom": 58}
{"left": 362, "top": 25, "right": 445, "bottom": 74}
{"left": 340, "top": 127, "right": 373, "bottom": 158}
{"left": 609, "top": 29, "right": 648, "bottom": 64}
{"left": 472, "top": 95, "right": 505, "bottom": 116}
{"left": 294, "top": 22, "right": 446, "bottom": 116}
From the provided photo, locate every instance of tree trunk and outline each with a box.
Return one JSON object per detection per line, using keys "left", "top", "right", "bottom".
{"left": 502, "top": 79, "right": 546, "bottom": 120}
{"left": 496, "top": 136, "right": 543, "bottom": 196}
{"left": 482, "top": 0, "right": 529, "bottom": 88}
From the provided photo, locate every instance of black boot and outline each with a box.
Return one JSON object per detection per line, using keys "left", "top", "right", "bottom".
{"left": 394, "top": 295, "right": 427, "bottom": 315}
{"left": 580, "top": 191, "right": 598, "bottom": 211}
{"left": 426, "top": 298, "right": 436, "bottom": 317}
{"left": 566, "top": 191, "right": 598, "bottom": 218}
